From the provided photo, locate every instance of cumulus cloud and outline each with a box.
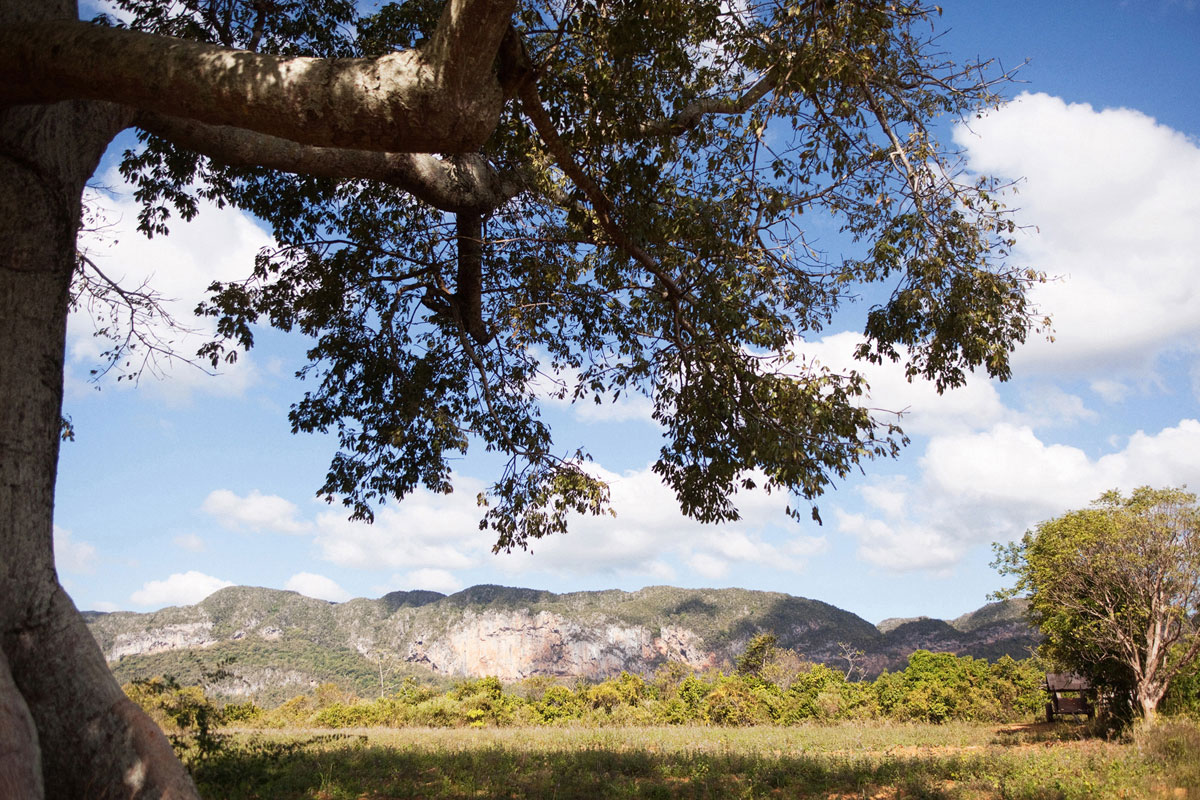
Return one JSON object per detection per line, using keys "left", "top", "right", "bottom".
{"left": 687, "top": 552, "right": 729, "bottom": 579}
{"left": 573, "top": 394, "right": 657, "bottom": 424}
{"left": 789, "top": 332, "right": 1093, "bottom": 439}
{"left": 531, "top": 357, "right": 657, "bottom": 425}
{"left": 313, "top": 482, "right": 489, "bottom": 571}
{"left": 838, "top": 420, "right": 1200, "bottom": 572}
{"left": 492, "top": 463, "right": 826, "bottom": 581}
{"left": 202, "top": 489, "right": 310, "bottom": 534}
{"left": 301, "top": 462, "right": 823, "bottom": 584}
{"left": 807, "top": 96, "right": 1200, "bottom": 574}
{"left": 70, "top": 167, "right": 274, "bottom": 400}
{"left": 392, "top": 568, "right": 464, "bottom": 594}
{"left": 53, "top": 525, "right": 98, "bottom": 574}
{"left": 130, "top": 571, "right": 234, "bottom": 608}
{"left": 285, "top": 572, "right": 352, "bottom": 602}
{"left": 836, "top": 509, "right": 962, "bottom": 573}
{"left": 955, "top": 93, "right": 1200, "bottom": 380}
{"left": 791, "top": 332, "right": 1016, "bottom": 437}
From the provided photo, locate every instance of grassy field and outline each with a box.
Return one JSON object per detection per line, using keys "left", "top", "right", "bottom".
{"left": 188, "top": 719, "right": 1200, "bottom": 799}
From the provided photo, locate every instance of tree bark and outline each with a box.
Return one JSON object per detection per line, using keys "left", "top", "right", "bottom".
{"left": 1136, "top": 679, "right": 1166, "bottom": 722}
{"left": 135, "top": 111, "right": 523, "bottom": 214}
{"left": 455, "top": 211, "right": 491, "bottom": 344}
{"left": 0, "top": 0, "right": 517, "bottom": 154}
{"left": 0, "top": 92, "right": 200, "bottom": 798}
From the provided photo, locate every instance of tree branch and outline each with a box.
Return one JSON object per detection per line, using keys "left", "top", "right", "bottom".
{"left": 0, "top": 0, "right": 517, "bottom": 153}
{"left": 636, "top": 72, "right": 778, "bottom": 138}
{"left": 454, "top": 211, "right": 492, "bottom": 345}
{"left": 512, "top": 54, "right": 697, "bottom": 319}
{"left": 134, "top": 111, "right": 524, "bottom": 214}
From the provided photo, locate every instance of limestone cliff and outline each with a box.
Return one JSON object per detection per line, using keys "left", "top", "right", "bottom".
{"left": 85, "top": 585, "right": 1036, "bottom": 704}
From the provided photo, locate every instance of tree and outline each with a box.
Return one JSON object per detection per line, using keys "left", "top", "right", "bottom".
{"left": 736, "top": 632, "right": 780, "bottom": 678}
{"left": 993, "top": 487, "right": 1200, "bottom": 722}
{"left": 1, "top": 0, "right": 1040, "bottom": 796}
{"left": 367, "top": 649, "right": 404, "bottom": 698}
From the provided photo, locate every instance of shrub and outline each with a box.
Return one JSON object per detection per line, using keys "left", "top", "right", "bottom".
{"left": 312, "top": 700, "right": 394, "bottom": 728}
{"left": 784, "top": 663, "right": 847, "bottom": 722}
{"left": 535, "top": 685, "right": 584, "bottom": 724}
{"left": 703, "top": 676, "right": 771, "bottom": 726}
{"left": 676, "top": 674, "right": 712, "bottom": 719}
{"left": 221, "top": 701, "right": 263, "bottom": 725}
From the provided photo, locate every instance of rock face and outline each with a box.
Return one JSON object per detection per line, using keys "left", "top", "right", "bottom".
{"left": 85, "top": 585, "right": 1037, "bottom": 703}
{"left": 106, "top": 620, "right": 216, "bottom": 659}
{"left": 404, "top": 610, "right": 715, "bottom": 681}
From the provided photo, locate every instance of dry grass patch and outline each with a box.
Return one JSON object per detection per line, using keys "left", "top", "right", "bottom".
{"left": 192, "top": 720, "right": 1200, "bottom": 799}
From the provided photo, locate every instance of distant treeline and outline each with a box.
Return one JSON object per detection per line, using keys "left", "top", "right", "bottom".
{"left": 128, "top": 646, "right": 1076, "bottom": 731}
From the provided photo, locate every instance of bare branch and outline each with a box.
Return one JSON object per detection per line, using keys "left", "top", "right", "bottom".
{"left": 637, "top": 72, "right": 777, "bottom": 138}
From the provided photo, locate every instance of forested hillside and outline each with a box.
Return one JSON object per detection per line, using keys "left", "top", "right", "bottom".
{"left": 88, "top": 585, "right": 1036, "bottom": 705}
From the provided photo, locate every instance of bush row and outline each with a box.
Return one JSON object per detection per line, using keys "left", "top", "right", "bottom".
{"left": 127, "top": 648, "right": 1054, "bottom": 731}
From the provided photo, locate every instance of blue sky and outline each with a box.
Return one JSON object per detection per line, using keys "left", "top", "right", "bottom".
{"left": 56, "top": 1, "right": 1200, "bottom": 623}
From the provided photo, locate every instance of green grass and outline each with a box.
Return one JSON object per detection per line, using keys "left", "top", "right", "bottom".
{"left": 189, "top": 720, "right": 1200, "bottom": 799}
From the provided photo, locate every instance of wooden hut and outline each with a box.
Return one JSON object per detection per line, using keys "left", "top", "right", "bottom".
{"left": 1044, "top": 673, "right": 1094, "bottom": 721}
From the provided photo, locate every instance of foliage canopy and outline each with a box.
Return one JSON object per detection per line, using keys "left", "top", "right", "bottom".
{"left": 104, "top": 0, "right": 1041, "bottom": 548}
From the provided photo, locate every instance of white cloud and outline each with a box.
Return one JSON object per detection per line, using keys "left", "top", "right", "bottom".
{"left": 812, "top": 95, "right": 1200, "bottom": 574}
{"left": 859, "top": 482, "right": 909, "bottom": 519}
{"left": 493, "top": 463, "right": 825, "bottom": 580}
{"left": 838, "top": 419, "right": 1200, "bottom": 572}
{"left": 307, "top": 462, "right": 823, "bottom": 584}
{"left": 531, "top": 358, "right": 657, "bottom": 425}
{"left": 173, "top": 533, "right": 206, "bottom": 552}
{"left": 202, "top": 489, "right": 310, "bottom": 534}
{"left": 573, "top": 393, "right": 656, "bottom": 424}
{"left": 789, "top": 332, "right": 1016, "bottom": 437}
{"left": 91, "top": 600, "right": 121, "bottom": 613}
{"left": 53, "top": 525, "right": 98, "bottom": 574}
{"left": 836, "top": 510, "right": 962, "bottom": 573}
{"left": 70, "top": 168, "right": 274, "bottom": 400}
{"left": 313, "top": 482, "right": 488, "bottom": 571}
{"left": 1090, "top": 378, "right": 1132, "bottom": 405}
{"left": 687, "top": 552, "right": 729, "bottom": 579}
{"left": 285, "top": 572, "right": 352, "bottom": 602}
{"left": 955, "top": 93, "right": 1200, "bottom": 379}
{"left": 920, "top": 424, "right": 1101, "bottom": 522}
{"left": 393, "top": 568, "right": 464, "bottom": 594}
{"left": 1015, "top": 385, "right": 1098, "bottom": 428}
{"left": 130, "top": 571, "right": 234, "bottom": 608}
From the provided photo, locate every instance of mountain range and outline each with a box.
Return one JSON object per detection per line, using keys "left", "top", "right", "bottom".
{"left": 85, "top": 585, "right": 1037, "bottom": 706}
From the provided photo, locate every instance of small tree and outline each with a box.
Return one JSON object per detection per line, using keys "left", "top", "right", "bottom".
{"left": 736, "top": 633, "right": 780, "bottom": 679}
{"left": 836, "top": 641, "right": 867, "bottom": 681}
{"left": 994, "top": 487, "right": 1200, "bottom": 722}
{"left": 367, "top": 649, "right": 404, "bottom": 698}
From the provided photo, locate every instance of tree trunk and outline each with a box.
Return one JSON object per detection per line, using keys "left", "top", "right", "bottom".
{"left": 1136, "top": 682, "right": 1165, "bottom": 723}
{"left": 0, "top": 85, "right": 201, "bottom": 798}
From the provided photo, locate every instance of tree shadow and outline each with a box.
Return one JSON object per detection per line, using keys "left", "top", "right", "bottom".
{"left": 192, "top": 734, "right": 999, "bottom": 799}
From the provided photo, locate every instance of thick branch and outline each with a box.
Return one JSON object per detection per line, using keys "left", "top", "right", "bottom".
{"left": 637, "top": 72, "right": 777, "bottom": 138}
{"left": 455, "top": 211, "right": 491, "bottom": 345}
{"left": 135, "top": 111, "right": 523, "bottom": 213}
{"left": 425, "top": 0, "right": 519, "bottom": 100}
{"left": 0, "top": 0, "right": 517, "bottom": 153}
